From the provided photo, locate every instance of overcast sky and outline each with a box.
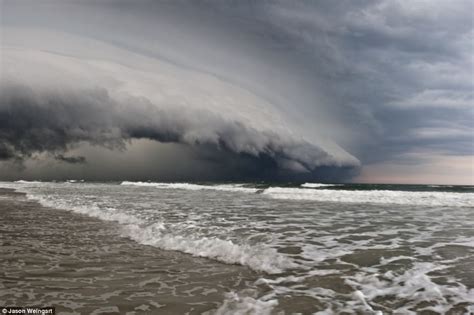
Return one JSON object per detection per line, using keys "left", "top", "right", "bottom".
{"left": 0, "top": 0, "right": 473, "bottom": 184}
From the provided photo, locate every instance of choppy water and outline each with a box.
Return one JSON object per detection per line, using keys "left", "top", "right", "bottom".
{"left": 1, "top": 180, "right": 473, "bottom": 314}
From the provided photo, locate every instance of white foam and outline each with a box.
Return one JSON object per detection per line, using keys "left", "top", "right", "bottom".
{"left": 345, "top": 262, "right": 474, "bottom": 314}
{"left": 263, "top": 187, "right": 474, "bottom": 207}
{"left": 301, "top": 183, "right": 341, "bottom": 188}
{"left": 125, "top": 223, "right": 294, "bottom": 274}
{"left": 14, "top": 180, "right": 43, "bottom": 184}
{"left": 213, "top": 292, "right": 278, "bottom": 315}
{"left": 379, "top": 255, "right": 416, "bottom": 265}
{"left": 23, "top": 193, "right": 143, "bottom": 226}
{"left": 120, "top": 181, "right": 259, "bottom": 193}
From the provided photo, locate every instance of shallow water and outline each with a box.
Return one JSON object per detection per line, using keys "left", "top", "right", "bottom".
{"left": 0, "top": 189, "right": 258, "bottom": 314}
{"left": 1, "top": 181, "right": 473, "bottom": 314}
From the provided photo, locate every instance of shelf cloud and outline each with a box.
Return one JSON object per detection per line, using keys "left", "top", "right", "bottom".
{"left": 1, "top": 0, "right": 472, "bottom": 183}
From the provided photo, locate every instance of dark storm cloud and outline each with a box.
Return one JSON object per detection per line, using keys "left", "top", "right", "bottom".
{"left": 163, "top": 0, "right": 472, "bottom": 164}
{"left": 0, "top": 84, "right": 357, "bottom": 179}
{"left": 55, "top": 155, "right": 87, "bottom": 164}
{"left": 254, "top": 0, "right": 473, "bottom": 159}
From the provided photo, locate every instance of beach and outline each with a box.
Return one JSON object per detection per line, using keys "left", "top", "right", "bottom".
{"left": 0, "top": 182, "right": 473, "bottom": 314}
{"left": 0, "top": 189, "right": 258, "bottom": 314}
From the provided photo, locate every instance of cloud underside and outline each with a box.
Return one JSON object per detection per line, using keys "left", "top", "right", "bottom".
{"left": 0, "top": 84, "right": 359, "bottom": 181}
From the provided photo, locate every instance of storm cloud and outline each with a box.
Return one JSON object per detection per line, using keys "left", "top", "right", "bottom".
{"left": 0, "top": 0, "right": 472, "bottom": 183}
{"left": 0, "top": 83, "right": 357, "bottom": 175}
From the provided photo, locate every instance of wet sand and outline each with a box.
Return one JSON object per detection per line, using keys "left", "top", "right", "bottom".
{"left": 0, "top": 189, "right": 258, "bottom": 314}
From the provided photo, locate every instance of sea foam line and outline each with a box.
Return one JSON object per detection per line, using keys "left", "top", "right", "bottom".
{"left": 121, "top": 181, "right": 259, "bottom": 193}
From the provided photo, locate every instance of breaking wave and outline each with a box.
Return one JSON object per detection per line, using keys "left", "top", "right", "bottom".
{"left": 120, "top": 181, "right": 259, "bottom": 193}
{"left": 301, "top": 182, "right": 341, "bottom": 188}
{"left": 14, "top": 180, "right": 43, "bottom": 184}
{"left": 263, "top": 187, "right": 474, "bottom": 207}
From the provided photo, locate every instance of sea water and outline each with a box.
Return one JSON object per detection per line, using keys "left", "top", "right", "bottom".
{"left": 1, "top": 180, "right": 473, "bottom": 314}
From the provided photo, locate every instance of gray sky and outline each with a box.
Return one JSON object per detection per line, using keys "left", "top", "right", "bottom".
{"left": 0, "top": 0, "right": 473, "bottom": 184}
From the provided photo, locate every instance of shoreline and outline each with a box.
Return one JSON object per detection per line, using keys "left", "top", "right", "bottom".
{"left": 0, "top": 189, "right": 258, "bottom": 314}
{"left": 2, "top": 183, "right": 473, "bottom": 313}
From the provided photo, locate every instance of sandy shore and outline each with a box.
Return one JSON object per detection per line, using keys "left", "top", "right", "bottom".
{"left": 0, "top": 189, "right": 258, "bottom": 314}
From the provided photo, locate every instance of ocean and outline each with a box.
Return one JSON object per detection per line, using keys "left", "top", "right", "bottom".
{"left": 0, "top": 181, "right": 473, "bottom": 314}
